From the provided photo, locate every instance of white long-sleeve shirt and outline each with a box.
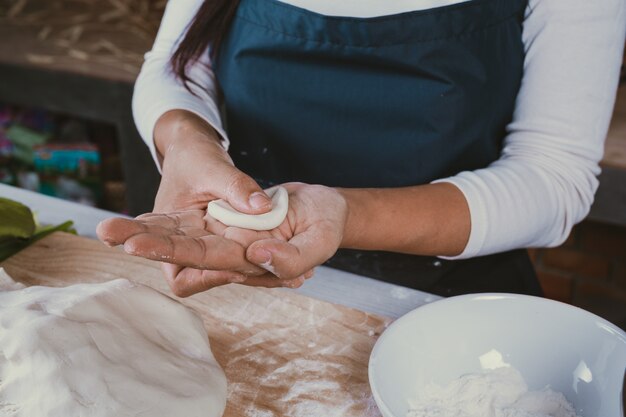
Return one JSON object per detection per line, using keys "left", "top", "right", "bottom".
{"left": 132, "top": 0, "right": 626, "bottom": 259}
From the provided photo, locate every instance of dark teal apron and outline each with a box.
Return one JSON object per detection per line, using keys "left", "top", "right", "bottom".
{"left": 213, "top": 0, "right": 541, "bottom": 296}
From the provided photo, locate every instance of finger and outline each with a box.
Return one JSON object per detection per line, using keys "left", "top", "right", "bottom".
{"left": 169, "top": 268, "right": 316, "bottom": 296}
{"left": 97, "top": 217, "right": 146, "bottom": 246}
{"left": 97, "top": 212, "right": 206, "bottom": 246}
{"left": 161, "top": 265, "right": 311, "bottom": 297}
{"left": 223, "top": 227, "right": 274, "bottom": 248}
{"left": 212, "top": 165, "right": 272, "bottom": 215}
{"left": 205, "top": 214, "right": 285, "bottom": 249}
{"left": 240, "top": 269, "right": 314, "bottom": 288}
{"left": 135, "top": 211, "right": 205, "bottom": 228}
{"left": 203, "top": 212, "right": 229, "bottom": 236}
{"left": 244, "top": 275, "right": 306, "bottom": 288}
{"left": 247, "top": 231, "right": 334, "bottom": 279}
{"left": 124, "top": 233, "right": 264, "bottom": 274}
{"left": 203, "top": 214, "right": 261, "bottom": 244}
{"left": 161, "top": 263, "right": 247, "bottom": 297}
{"left": 136, "top": 212, "right": 209, "bottom": 238}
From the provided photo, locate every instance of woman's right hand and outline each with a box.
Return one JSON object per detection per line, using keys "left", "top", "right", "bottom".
{"left": 153, "top": 110, "right": 279, "bottom": 290}
{"left": 152, "top": 109, "right": 272, "bottom": 214}
{"left": 99, "top": 110, "right": 303, "bottom": 295}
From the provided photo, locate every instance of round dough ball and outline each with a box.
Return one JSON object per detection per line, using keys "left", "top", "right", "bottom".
{"left": 207, "top": 186, "right": 288, "bottom": 231}
{"left": 0, "top": 277, "right": 226, "bottom": 417}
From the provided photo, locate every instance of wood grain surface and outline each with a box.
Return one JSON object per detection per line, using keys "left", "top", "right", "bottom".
{"left": 0, "top": 0, "right": 163, "bottom": 83}
{"left": 0, "top": 232, "right": 391, "bottom": 417}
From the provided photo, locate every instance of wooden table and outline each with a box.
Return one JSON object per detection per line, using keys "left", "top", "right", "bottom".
{"left": 1, "top": 231, "right": 394, "bottom": 417}
{"left": 0, "top": 185, "right": 440, "bottom": 415}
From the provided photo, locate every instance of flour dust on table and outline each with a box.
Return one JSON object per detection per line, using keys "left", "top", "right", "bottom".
{"left": 407, "top": 366, "right": 580, "bottom": 417}
{"left": 0, "top": 269, "right": 226, "bottom": 417}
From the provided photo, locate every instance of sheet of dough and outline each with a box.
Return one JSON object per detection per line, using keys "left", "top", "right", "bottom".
{"left": 0, "top": 269, "right": 226, "bottom": 417}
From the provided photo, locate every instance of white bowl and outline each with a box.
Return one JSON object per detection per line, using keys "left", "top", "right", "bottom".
{"left": 369, "top": 293, "right": 626, "bottom": 417}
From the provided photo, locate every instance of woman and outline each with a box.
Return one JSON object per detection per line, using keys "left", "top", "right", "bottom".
{"left": 98, "top": 0, "right": 625, "bottom": 297}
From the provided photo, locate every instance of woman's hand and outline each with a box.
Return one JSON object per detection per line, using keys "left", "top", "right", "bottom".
{"left": 154, "top": 110, "right": 276, "bottom": 292}
{"left": 97, "top": 183, "right": 348, "bottom": 296}
{"left": 99, "top": 110, "right": 280, "bottom": 295}
{"left": 207, "top": 183, "right": 349, "bottom": 282}
{"left": 96, "top": 209, "right": 313, "bottom": 297}
{"left": 152, "top": 110, "right": 272, "bottom": 214}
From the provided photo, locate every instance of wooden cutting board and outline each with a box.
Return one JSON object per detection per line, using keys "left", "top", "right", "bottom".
{"left": 0, "top": 232, "right": 392, "bottom": 417}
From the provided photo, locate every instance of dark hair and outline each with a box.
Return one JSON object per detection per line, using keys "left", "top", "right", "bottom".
{"left": 170, "top": 0, "right": 240, "bottom": 86}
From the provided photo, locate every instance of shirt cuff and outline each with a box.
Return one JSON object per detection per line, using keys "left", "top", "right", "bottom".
{"left": 137, "top": 100, "right": 230, "bottom": 174}
{"left": 431, "top": 176, "right": 488, "bottom": 260}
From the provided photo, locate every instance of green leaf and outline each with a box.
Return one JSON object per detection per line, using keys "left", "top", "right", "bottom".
{"left": 0, "top": 221, "right": 75, "bottom": 262}
{"left": 32, "top": 221, "right": 76, "bottom": 241}
{"left": 0, "top": 197, "right": 76, "bottom": 262}
{"left": 0, "top": 237, "right": 28, "bottom": 262}
{"left": 0, "top": 198, "right": 36, "bottom": 239}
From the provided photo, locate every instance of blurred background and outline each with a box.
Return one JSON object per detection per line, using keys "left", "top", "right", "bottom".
{"left": 0, "top": 0, "right": 624, "bottom": 326}
{"left": 0, "top": 0, "right": 164, "bottom": 214}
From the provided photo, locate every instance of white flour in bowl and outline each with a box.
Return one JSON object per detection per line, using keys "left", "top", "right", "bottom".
{"left": 407, "top": 366, "right": 581, "bottom": 417}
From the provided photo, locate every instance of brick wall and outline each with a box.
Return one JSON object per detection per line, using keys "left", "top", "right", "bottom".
{"left": 529, "top": 220, "right": 626, "bottom": 329}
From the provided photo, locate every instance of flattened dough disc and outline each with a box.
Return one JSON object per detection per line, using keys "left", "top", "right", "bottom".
{"left": 207, "top": 186, "right": 288, "bottom": 231}
{"left": 0, "top": 275, "right": 227, "bottom": 417}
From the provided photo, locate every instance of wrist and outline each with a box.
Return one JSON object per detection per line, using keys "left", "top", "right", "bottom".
{"left": 337, "top": 184, "right": 471, "bottom": 256}
{"left": 154, "top": 110, "right": 225, "bottom": 159}
{"left": 336, "top": 187, "right": 368, "bottom": 249}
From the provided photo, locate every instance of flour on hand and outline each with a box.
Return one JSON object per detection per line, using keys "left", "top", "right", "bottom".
{"left": 407, "top": 367, "right": 580, "bottom": 417}
{"left": 0, "top": 273, "right": 227, "bottom": 417}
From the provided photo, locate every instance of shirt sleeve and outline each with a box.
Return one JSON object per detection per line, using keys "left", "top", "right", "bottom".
{"left": 435, "top": 0, "right": 626, "bottom": 259}
{"left": 132, "top": 0, "right": 230, "bottom": 171}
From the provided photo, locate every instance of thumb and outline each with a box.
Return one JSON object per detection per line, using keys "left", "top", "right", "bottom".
{"left": 247, "top": 231, "right": 334, "bottom": 280}
{"left": 217, "top": 165, "right": 272, "bottom": 215}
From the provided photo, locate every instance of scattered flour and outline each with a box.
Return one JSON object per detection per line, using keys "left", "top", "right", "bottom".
{"left": 407, "top": 367, "right": 580, "bottom": 417}
{"left": 222, "top": 323, "right": 240, "bottom": 334}
{"left": 245, "top": 407, "right": 276, "bottom": 417}
{"left": 390, "top": 286, "right": 412, "bottom": 300}
{"left": 259, "top": 260, "right": 277, "bottom": 276}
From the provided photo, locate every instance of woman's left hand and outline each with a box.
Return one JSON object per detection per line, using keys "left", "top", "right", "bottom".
{"left": 208, "top": 182, "right": 348, "bottom": 282}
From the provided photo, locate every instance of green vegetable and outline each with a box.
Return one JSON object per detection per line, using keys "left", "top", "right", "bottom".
{"left": 0, "top": 198, "right": 75, "bottom": 262}
{"left": 0, "top": 198, "right": 36, "bottom": 239}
